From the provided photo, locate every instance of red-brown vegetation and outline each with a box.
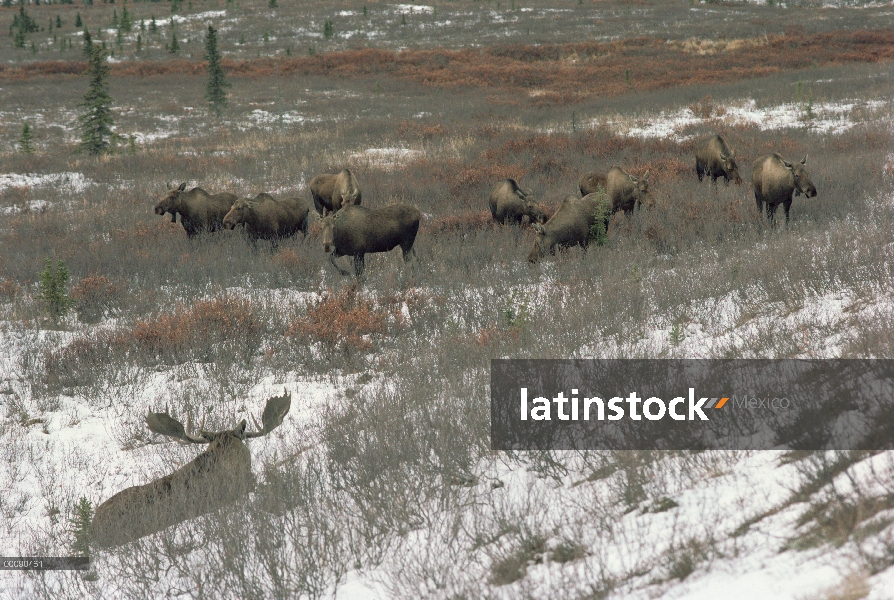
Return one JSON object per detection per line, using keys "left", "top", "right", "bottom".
{"left": 286, "top": 284, "right": 390, "bottom": 353}
{"left": 4, "top": 29, "right": 894, "bottom": 104}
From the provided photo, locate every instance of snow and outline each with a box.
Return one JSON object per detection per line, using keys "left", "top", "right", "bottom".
{"left": 0, "top": 172, "right": 91, "bottom": 193}
{"left": 351, "top": 146, "right": 421, "bottom": 168}
{"left": 247, "top": 108, "right": 309, "bottom": 126}
{"left": 170, "top": 10, "right": 228, "bottom": 24}
{"left": 603, "top": 99, "right": 889, "bottom": 140}
{"left": 393, "top": 4, "right": 435, "bottom": 15}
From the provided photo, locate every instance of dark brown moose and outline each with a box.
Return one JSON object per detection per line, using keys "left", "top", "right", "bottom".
{"left": 528, "top": 194, "right": 603, "bottom": 263}
{"left": 90, "top": 392, "right": 291, "bottom": 549}
{"left": 695, "top": 135, "right": 743, "bottom": 186}
{"left": 488, "top": 179, "right": 546, "bottom": 225}
{"left": 309, "top": 169, "right": 362, "bottom": 216}
{"left": 222, "top": 193, "right": 310, "bottom": 243}
{"left": 154, "top": 183, "right": 238, "bottom": 238}
{"left": 321, "top": 204, "right": 421, "bottom": 277}
{"left": 752, "top": 153, "right": 817, "bottom": 224}
{"left": 578, "top": 172, "right": 608, "bottom": 197}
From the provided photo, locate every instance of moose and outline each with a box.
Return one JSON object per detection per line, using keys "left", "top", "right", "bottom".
{"left": 488, "top": 178, "right": 546, "bottom": 225}
{"left": 309, "top": 169, "right": 363, "bottom": 216}
{"left": 90, "top": 392, "right": 291, "bottom": 549}
{"left": 752, "top": 153, "right": 817, "bottom": 224}
{"left": 695, "top": 135, "right": 743, "bottom": 186}
{"left": 321, "top": 204, "right": 421, "bottom": 278}
{"left": 153, "top": 183, "right": 238, "bottom": 238}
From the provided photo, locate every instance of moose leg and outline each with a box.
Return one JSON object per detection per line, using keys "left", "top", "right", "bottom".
{"left": 767, "top": 203, "right": 778, "bottom": 226}
{"left": 783, "top": 199, "right": 792, "bottom": 225}
{"left": 755, "top": 193, "right": 764, "bottom": 217}
{"left": 402, "top": 244, "right": 418, "bottom": 264}
{"left": 696, "top": 161, "right": 704, "bottom": 182}
{"left": 328, "top": 252, "right": 352, "bottom": 276}
{"left": 353, "top": 255, "right": 366, "bottom": 278}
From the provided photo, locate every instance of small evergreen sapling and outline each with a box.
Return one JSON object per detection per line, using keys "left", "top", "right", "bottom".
{"left": 18, "top": 123, "right": 35, "bottom": 154}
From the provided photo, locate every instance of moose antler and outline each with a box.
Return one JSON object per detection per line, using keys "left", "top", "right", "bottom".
{"left": 244, "top": 390, "right": 292, "bottom": 439}
{"left": 146, "top": 408, "right": 210, "bottom": 444}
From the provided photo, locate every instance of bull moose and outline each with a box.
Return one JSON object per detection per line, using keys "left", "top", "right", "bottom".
{"left": 321, "top": 204, "right": 421, "bottom": 277}
{"left": 309, "top": 169, "right": 362, "bottom": 216}
{"left": 695, "top": 135, "right": 743, "bottom": 186}
{"left": 154, "top": 183, "right": 238, "bottom": 238}
{"left": 528, "top": 194, "right": 604, "bottom": 263}
{"left": 222, "top": 193, "right": 310, "bottom": 244}
{"left": 90, "top": 392, "right": 291, "bottom": 549}
{"left": 488, "top": 179, "right": 546, "bottom": 225}
{"left": 752, "top": 153, "right": 817, "bottom": 224}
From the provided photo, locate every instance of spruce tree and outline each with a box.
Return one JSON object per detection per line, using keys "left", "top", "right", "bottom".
{"left": 83, "top": 28, "right": 93, "bottom": 57}
{"left": 19, "top": 123, "right": 35, "bottom": 154}
{"left": 77, "top": 46, "right": 115, "bottom": 155}
{"left": 204, "top": 25, "right": 229, "bottom": 115}
{"left": 168, "top": 19, "right": 179, "bottom": 53}
{"left": 149, "top": 16, "right": 157, "bottom": 32}
{"left": 75, "top": 11, "right": 82, "bottom": 27}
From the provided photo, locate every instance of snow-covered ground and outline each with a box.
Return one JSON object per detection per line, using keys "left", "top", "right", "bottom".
{"left": 600, "top": 99, "right": 889, "bottom": 140}
{"left": 2, "top": 263, "right": 894, "bottom": 597}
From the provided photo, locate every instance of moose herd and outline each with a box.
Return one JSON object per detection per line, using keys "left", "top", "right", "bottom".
{"left": 98, "top": 135, "right": 818, "bottom": 548}
{"left": 152, "top": 135, "right": 817, "bottom": 273}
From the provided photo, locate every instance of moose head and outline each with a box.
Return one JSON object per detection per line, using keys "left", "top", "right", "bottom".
{"left": 91, "top": 392, "right": 291, "bottom": 549}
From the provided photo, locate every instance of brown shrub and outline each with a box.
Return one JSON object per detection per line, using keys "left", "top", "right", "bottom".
{"left": 0, "top": 277, "right": 22, "bottom": 303}
{"left": 44, "top": 296, "right": 264, "bottom": 381}
{"left": 286, "top": 285, "right": 389, "bottom": 354}
{"left": 71, "top": 274, "right": 127, "bottom": 323}
{"left": 397, "top": 120, "right": 448, "bottom": 143}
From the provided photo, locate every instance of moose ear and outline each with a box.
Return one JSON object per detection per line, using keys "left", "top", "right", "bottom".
{"left": 780, "top": 158, "right": 794, "bottom": 170}
{"left": 178, "top": 182, "right": 187, "bottom": 191}
{"left": 800, "top": 155, "right": 808, "bottom": 165}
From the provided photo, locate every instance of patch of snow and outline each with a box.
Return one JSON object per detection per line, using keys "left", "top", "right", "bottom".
{"left": 0, "top": 172, "right": 92, "bottom": 193}
{"left": 393, "top": 3, "right": 434, "bottom": 14}
{"left": 171, "top": 10, "right": 228, "bottom": 24}
{"left": 351, "top": 147, "right": 421, "bottom": 169}
{"left": 601, "top": 98, "right": 889, "bottom": 140}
